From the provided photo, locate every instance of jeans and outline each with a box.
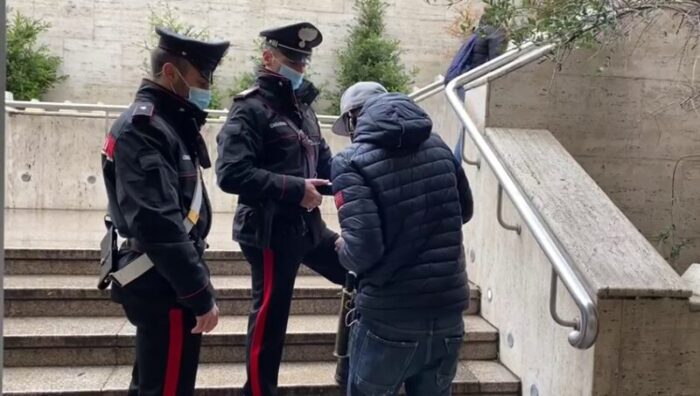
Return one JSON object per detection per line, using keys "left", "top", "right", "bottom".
{"left": 347, "top": 313, "right": 465, "bottom": 396}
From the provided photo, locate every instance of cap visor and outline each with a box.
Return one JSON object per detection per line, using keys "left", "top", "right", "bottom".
{"left": 332, "top": 116, "right": 350, "bottom": 136}
{"left": 278, "top": 47, "right": 310, "bottom": 63}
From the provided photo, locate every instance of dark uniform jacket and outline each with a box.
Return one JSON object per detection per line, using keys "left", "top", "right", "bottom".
{"left": 216, "top": 70, "right": 333, "bottom": 248}
{"left": 331, "top": 93, "right": 473, "bottom": 321}
{"left": 101, "top": 80, "right": 215, "bottom": 315}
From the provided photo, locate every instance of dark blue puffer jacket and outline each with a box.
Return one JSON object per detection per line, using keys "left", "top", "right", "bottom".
{"left": 331, "top": 93, "right": 474, "bottom": 321}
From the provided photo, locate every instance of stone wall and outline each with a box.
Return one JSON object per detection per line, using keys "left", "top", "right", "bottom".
{"left": 5, "top": 112, "right": 348, "bottom": 216}
{"left": 487, "top": 15, "right": 700, "bottom": 274}
{"left": 8, "top": 0, "right": 461, "bottom": 108}
{"left": 439, "top": 85, "right": 697, "bottom": 394}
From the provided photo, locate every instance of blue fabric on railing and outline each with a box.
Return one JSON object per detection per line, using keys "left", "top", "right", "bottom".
{"left": 445, "top": 26, "right": 507, "bottom": 162}
{"left": 445, "top": 34, "right": 478, "bottom": 85}
{"left": 445, "top": 35, "right": 476, "bottom": 163}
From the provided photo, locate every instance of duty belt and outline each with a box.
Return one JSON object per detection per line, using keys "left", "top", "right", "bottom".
{"left": 99, "top": 166, "right": 203, "bottom": 289}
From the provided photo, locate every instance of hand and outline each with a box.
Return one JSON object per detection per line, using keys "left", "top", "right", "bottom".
{"left": 335, "top": 237, "right": 345, "bottom": 252}
{"left": 300, "top": 179, "right": 330, "bottom": 210}
{"left": 192, "top": 304, "right": 220, "bottom": 334}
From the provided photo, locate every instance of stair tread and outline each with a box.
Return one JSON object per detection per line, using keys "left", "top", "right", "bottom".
{"left": 4, "top": 275, "right": 480, "bottom": 299}
{"left": 3, "top": 360, "right": 519, "bottom": 394}
{"left": 6, "top": 247, "right": 243, "bottom": 257}
{"left": 4, "top": 315, "right": 498, "bottom": 343}
{"left": 4, "top": 209, "right": 240, "bottom": 252}
{"left": 4, "top": 275, "right": 480, "bottom": 304}
{"left": 4, "top": 275, "right": 339, "bottom": 290}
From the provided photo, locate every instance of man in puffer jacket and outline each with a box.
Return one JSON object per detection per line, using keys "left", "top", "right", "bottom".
{"left": 331, "top": 82, "right": 474, "bottom": 396}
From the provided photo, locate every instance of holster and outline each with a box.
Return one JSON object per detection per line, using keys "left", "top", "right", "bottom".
{"left": 98, "top": 216, "right": 118, "bottom": 290}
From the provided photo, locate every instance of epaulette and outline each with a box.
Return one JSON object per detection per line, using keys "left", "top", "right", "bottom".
{"left": 131, "top": 102, "right": 155, "bottom": 124}
{"left": 233, "top": 86, "right": 260, "bottom": 101}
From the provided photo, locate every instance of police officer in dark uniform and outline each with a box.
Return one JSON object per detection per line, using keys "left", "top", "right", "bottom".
{"left": 216, "top": 22, "right": 347, "bottom": 396}
{"left": 101, "top": 27, "right": 229, "bottom": 396}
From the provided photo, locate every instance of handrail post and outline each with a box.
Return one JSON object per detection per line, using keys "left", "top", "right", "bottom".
{"left": 550, "top": 269, "right": 579, "bottom": 328}
{"left": 463, "top": 156, "right": 481, "bottom": 168}
{"left": 497, "top": 184, "right": 521, "bottom": 234}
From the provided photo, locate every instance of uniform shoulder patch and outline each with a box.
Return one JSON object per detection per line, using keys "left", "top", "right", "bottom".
{"left": 334, "top": 191, "right": 345, "bottom": 209}
{"left": 233, "top": 86, "right": 259, "bottom": 101}
{"left": 131, "top": 102, "right": 155, "bottom": 122}
{"left": 101, "top": 133, "right": 118, "bottom": 161}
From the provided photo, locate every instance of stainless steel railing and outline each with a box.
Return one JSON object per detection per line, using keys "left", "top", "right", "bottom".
{"left": 4, "top": 75, "right": 446, "bottom": 125}
{"left": 4, "top": 100, "right": 340, "bottom": 125}
{"left": 445, "top": 43, "right": 599, "bottom": 349}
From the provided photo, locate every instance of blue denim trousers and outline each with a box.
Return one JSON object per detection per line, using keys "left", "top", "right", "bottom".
{"left": 347, "top": 313, "right": 465, "bottom": 396}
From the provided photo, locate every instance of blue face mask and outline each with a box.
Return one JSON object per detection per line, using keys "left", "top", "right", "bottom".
{"left": 173, "top": 68, "right": 212, "bottom": 110}
{"left": 187, "top": 86, "right": 212, "bottom": 111}
{"left": 278, "top": 64, "right": 304, "bottom": 91}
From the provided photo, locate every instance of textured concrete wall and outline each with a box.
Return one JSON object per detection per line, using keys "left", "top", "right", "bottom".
{"left": 487, "top": 15, "right": 700, "bottom": 274}
{"left": 5, "top": 112, "right": 345, "bottom": 216}
{"left": 463, "top": 131, "right": 596, "bottom": 395}
{"left": 419, "top": 87, "right": 698, "bottom": 395}
{"left": 8, "top": 0, "right": 461, "bottom": 107}
{"left": 449, "top": 118, "right": 696, "bottom": 395}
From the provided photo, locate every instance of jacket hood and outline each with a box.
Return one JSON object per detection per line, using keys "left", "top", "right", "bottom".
{"left": 353, "top": 93, "right": 432, "bottom": 149}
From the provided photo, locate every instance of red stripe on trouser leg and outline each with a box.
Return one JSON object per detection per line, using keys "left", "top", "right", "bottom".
{"left": 163, "top": 308, "right": 184, "bottom": 396}
{"left": 251, "top": 249, "right": 275, "bottom": 396}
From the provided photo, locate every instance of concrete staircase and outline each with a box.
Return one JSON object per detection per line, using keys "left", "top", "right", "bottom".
{"left": 3, "top": 248, "right": 520, "bottom": 395}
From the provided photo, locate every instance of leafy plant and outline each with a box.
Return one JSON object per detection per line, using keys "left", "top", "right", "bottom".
{"left": 426, "top": 0, "right": 700, "bottom": 61}
{"left": 656, "top": 224, "right": 689, "bottom": 266}
{"left": 447, "top": 4, "right": 483, "bottom": 39}
{"left": 329, "top": 0, "right": 417, "bottom": 113}
{"left": 228, "top": 39, "right": 265, "bottom": 98}
{"left": 7, "top": 11, "right": 66, "bottom": 100}
{"left": 147, "top": 2, "right": 210, "bottom": 42}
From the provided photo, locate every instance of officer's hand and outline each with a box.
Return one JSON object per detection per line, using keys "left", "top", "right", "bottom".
{"left": 192, "top": 304, "right": 220, "bottom": 334}
{"left": 301, "top": 179, "right": 330, "bottom": 210}
{"left": 335, "top": 237, "right": 345, "bottom": 252}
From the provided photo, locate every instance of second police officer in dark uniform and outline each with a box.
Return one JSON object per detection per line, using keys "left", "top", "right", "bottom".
{"left": 216, "top": 22, "right": 347, "bottom": 396}
{"left": 101, "top": 28, "right": 228, "bottom": 396}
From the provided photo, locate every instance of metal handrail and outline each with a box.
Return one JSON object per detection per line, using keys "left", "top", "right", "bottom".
{"left": 409, "top": 75, "right": 445, "bottom": 101}
{"left": 4, "top": 67, "right": 455, "bottom": 125}
{"left": 412, "top": 43, "right": 535, "bottom": 103}
{"left": 445, "top": 43, "right": 599, "bottom": 349}
{"left": 5, "top": 100, "right": 341, "bottom": 127}
{"left": 4, "top": 74, "right": 447, "bottom": 124}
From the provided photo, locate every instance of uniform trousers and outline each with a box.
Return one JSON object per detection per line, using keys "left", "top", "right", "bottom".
{"left": 241, "top": 226, "right": 346, "bottom": 396}
{"left": 123, "top": 301, "right": 202, "bottom": 396}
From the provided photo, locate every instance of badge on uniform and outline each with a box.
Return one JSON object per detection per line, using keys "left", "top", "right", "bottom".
{"left": 132, "top": 102, "right": 155, "bottom": 120}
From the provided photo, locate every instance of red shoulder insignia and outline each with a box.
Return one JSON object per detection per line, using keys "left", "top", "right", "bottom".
{"left": 101, "top": 133, "right": 117, "bottom": 161}
{"left": 334, "top": 191, "right": 345, "bottom": 209}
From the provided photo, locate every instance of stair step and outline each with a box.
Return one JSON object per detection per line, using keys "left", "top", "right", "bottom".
{"left": 4, "top": 315, "right": 498, "bottom": 367}
{"left": 4, "top": 248, "right": 314, "bottom": 276}
{"left": 4, "top": 275, "right": 338, "bottom": 317}
{"left": 3, "top": 360, "right": 520, "bottom": 395}
{"left": 3, "top": 275, "right": 482, "bottom": 317}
